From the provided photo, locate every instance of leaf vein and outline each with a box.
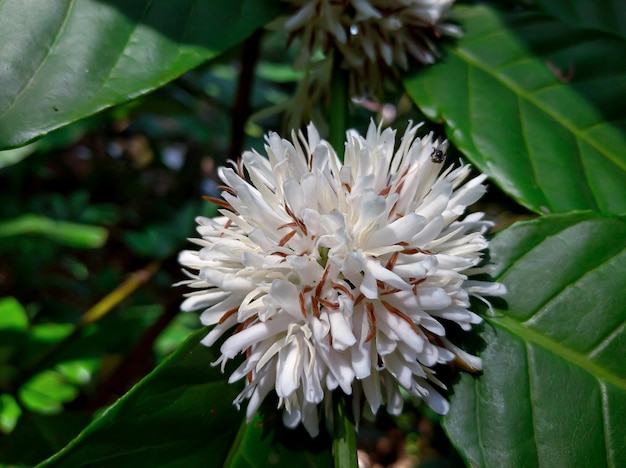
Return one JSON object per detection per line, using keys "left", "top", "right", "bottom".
{"left": 518, "top": 96, "right": 549, "bottom": 209}
{"left": 587, "top": 319, "right": 626, "bottom": 360}
{"left": 601, "top": 382, "right": 613, "bottom": 468}
{"left": 0, "top": 0, "right": 76, "bottom": 119}
{"left": 523, "top": 244, "right": 625, "bottom": 326}
{"left": 489, "top": 316, "right": 626, "bottom": 391}
{"left": 86, "top": 0, "right": 154, "bottom": 101}
{"left": 451, "top": 41, "right": 626, "bottom": 172}
{"left": 526, "top": 344, "right": 541, "bottom": 466}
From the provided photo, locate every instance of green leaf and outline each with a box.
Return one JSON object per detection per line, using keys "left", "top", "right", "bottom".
{"left": 532, "top": 0, "right": 626, "bottom": 40}
{"left": 0, "top": 297, "right": 29, "bottom": 332}
{"left": 0, "top": 0, "right": 282, "bottom": 150}
{"left": 0, "top": 142, "right": 38, "bottom": 169}
{"left": 39, "top": 330, "right": 243, "bottom": 467}
{"left": 0, "top": 393, "right": 22, "bottom": 434}
{"left": 0, "top": 411, "right": 91, "bottom": 466}
{"left": 40, "top": 329, "right": 332, "bottom": 467}
{"left": 405, "top": 4, "right": 626, "bottom": 214}
{"left": 0, "top": 214, "right": 107, "bottom": 248}
{"left": 444, "top": 212, "right": 626, "bottom": 467}
{"left": 0, "top": 298, "right": 29, "bottom": 378}
{"left": 19, "top": 370, "right": 80, "bottom": 415}
{"left": 226, "top": 415, "right": 333, "bottom": 468}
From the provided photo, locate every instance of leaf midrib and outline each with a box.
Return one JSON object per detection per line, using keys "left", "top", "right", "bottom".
{"left": 487, "top": 315, "right": 626, "bottom": 391}
{"left": 451, "top": 15, "right": 626, "bottom": 172}
{"left": 0, "top": 0, "right": 76, "bottom": 119}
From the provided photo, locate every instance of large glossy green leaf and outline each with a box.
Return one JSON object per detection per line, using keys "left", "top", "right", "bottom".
{"left": 39, "top": 329, "right": 332, "bottom": 467}
{"left": 0, "top": 0, "right": 281, "bottom": 150}
{"left": 405, "top": 4, "right": 626, "bottom": 214}
{"left": 444, "top": 212, "right": 626, "bottom": 467}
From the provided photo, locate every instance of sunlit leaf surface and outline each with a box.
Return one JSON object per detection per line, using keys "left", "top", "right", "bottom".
{"left": 0, "top": 0, "right": 281, "bottom": 149}
{"left": 445, "top": 212, "right": 626, "bottom": 467}
{"left": 405, "top": 4, "right": 626, "bottom": 214}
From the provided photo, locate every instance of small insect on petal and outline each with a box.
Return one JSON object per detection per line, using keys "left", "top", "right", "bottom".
{"left": 430, "top": 147, "right": 446, "bottom": 164}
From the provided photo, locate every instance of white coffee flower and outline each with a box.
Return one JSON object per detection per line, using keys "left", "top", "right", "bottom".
{"left": 178, "top": 121, "right": 505, "bottom": 437}
{"left": 280, "top": 0, "right": 461, "bottom": 98}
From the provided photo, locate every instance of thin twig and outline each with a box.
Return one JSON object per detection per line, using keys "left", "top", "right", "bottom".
{"left": 227, "top": 29, "right": 264, "bottom": 162}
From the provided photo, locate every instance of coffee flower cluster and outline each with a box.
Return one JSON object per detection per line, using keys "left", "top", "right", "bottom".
{"left": 280, "top": 0, "right": 461, "bottom": 97}
{"left": 178, "top": 122, "right": 504, "bottom": 437}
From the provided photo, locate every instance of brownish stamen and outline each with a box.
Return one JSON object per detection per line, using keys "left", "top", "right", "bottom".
{"left": 331, "top": 281, "right": 354, "bottom": 300}
{"left": 233, "top": 316, "right": 257, "bottom": 334}
{"left": 311, "top": 297, "right": 321, "bottom": 318}
{"left": 278, "top": 230, "right": 297, "bottom": 246}
{"left": 388, "top": 199, "right": 399, "bottom": 219}
{"left": 298, "top": 285, "right": 312, "bottom": 318}
{"left": 410, "top": 277, "right": 426, "bottom": 294}
{"left": 202, "top": 195, "right": 232, "bottom": 210}
{"left": 277, "top": 221, "right": 298, "bottom": 230}
{"left": 318, "top": 299, "right": 340, "bottom": 310}
{"left": 402, "top": 247, "right": 434, "bottom": 255}
{"left": 270, "top": 251, "right": 289, "bottom": 258}
{"left": 365, "top": 302, "right": 377, "bottom": 342}
{"left": 382, "top": 301, "right": 419, "bottom": 334}
{"left": 218, "top": 307, "right": 239, "bottom": 325}
{"left": 299, "top": 290, "right": 307, "bottom": 318}
{"left": 217, "top": 185, "right": 236, "bottom": 195}
{"left": 284, "top": 203, "right": 308, "bottom": 236}
{"left": 315, "top": 266, "right": 330, "bottom": 297}
{"left": 378, "top": 185, "right": 392, "bottom": 196}
{"left": 385, "top": 251, "right": 399, "bottom": 270}
{"left": 246, "top": 347, "right": 253, "bottom": 383}
{"left": 354, "top": 293, "right": 365, "bottom": 306}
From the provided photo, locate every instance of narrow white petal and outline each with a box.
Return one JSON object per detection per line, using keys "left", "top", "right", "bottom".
{"left": 264, "top": 280, "right": 303, "bottom": 319}
{"left": 328, "top": 311, "right": 357, "bottom": 350}
{"left": 220, "top": 316, "right": 289, "bottom": 358}
{"left": 276, "top": 344, "right": 300, "bottom": 397}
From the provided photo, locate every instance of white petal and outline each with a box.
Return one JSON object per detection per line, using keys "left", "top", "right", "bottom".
{"left": 328, "top": 311, "right": 357, "bottom": 350}
{"left": 180, "top": 290, "right": 228, "bottom": 312}
{"left": 361, "top": 260, "right": 410, "bottom": 299}
{"left": 361, "top": 372, "right": 382, "bottom": 414}
{"left": 368, "top": 213, "right": 426, "bottom": 249}
{"left": 276, "top": 344, "right": 299, "bottom": 397}
{"left": 220, "top": 316, "right": 289, "bottom": 358}
{"left": 417, "top": 287, "right": 452, "bottom": 310}
{"left": 420, "top": 382, "right": 449, "bottom": 415}
{"left": 351, "top": 341, "right": 371, "bottom": 379}
{"left": 264, "top": 280, "right": 302, "bottom": 319}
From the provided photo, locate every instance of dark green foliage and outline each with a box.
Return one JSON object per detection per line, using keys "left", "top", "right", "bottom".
{"left": 0, "top": 0, "right": 624, "bottom": 466}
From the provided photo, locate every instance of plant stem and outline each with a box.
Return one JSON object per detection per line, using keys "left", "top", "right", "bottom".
{"left": 327, "top": 50, "right": 349, "bottom": 161}
{"left": 228, "top": 28, "right": 263, "bottom": 162}
{"left": 332, "top": 394, "right": 358, "bottom": 468}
